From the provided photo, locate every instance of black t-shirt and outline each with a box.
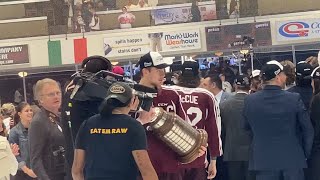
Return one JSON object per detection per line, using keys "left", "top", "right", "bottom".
{"left": 75, "top": 114, "right": 147, "bottom": 180}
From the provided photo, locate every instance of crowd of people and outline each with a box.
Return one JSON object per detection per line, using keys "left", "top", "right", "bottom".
{"left": 68, "top": 0, "right": 151, "bottom": 32}
{"left": 66, "top": 0, "right": 220, "bottom": 32}
{"left": 0, "top": 52, "right": 319, "bottom": 180}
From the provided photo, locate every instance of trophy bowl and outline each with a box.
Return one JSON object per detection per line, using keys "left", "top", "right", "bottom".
{"left": 147, "top": 107, "right": 208, "bottom": 164}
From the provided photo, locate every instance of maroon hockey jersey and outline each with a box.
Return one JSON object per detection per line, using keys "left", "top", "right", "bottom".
{"left": 172, "top": 85, "right": 222, "bottom": 169}
{"left": 146, "top": 86, "right": 187, "bottom": 173}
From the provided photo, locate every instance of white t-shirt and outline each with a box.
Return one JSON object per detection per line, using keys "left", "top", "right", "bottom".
{"left": 3, "top": 117, "right": 12, "bottom": 135}
{"left": 0, "top": 136, "right": 18, "bottom": 180}
{"left": 118, "top": 13, "right": 135, "bottom": 29}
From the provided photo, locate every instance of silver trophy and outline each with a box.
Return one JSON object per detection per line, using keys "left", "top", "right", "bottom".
{"left": 147, "top": 107, "right": 208, "bottom": 164}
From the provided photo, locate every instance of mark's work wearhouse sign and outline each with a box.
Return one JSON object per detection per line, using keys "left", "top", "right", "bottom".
{"left": 0, "top": 45, "right": 29, "bottom": 65}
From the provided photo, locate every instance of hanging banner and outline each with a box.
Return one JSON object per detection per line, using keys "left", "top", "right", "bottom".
{"left": 276, "top": 18, "right": 320, "bottom": 42}
{"left": 104, "top": 29, "right": 201, "bottom": 57}
{"left": 152, "top": 2, "right": 217, "bottom": 25}
{"left": 205, "top": 21, "right": 272, "bottom": 51}
{"left": 0, "top": 45, "right": 29, "bottom": 65}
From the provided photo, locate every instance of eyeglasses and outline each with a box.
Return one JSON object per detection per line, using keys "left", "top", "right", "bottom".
{"left": 41, "top": 91, "right": 62, "bottom": 98}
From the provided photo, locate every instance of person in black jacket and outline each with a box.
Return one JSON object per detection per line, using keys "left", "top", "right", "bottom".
{"left": 307, "top": 66, "right": 320, "bottom": 180}
{"left": 29, "top": 78, "right": 66, "bottom": 180}
{"left": 191, "top": 0, "right": 201, "bottom": 22}
{"left": 61, "top": 56, "right": 112, "bottom": 168}
{"left": 72, "top": 82, "right": 158, "bottom": 180}
{"left": 243, "top": 60, "right": 314, "bottom": 180}
{"left": 288, "top": 62, "right": 313, "bottom": 110}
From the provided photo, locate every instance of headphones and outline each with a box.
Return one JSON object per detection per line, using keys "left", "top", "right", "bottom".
{"left": 81, "top": 55, "right": 112, "bottom": 71}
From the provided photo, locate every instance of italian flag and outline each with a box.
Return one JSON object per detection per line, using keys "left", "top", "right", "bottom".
{"left": 47, "top": 38, "right": 88, "bottom": 66}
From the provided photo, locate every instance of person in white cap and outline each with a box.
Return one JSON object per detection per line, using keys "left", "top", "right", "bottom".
{"left": 249, "top": 69, "right": 261, "bottom": 94}
{"left": 243, "top": 60, "right": 314, "bottom": 180}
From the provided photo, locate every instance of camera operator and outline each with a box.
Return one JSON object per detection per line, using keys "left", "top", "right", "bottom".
{"left": 72, "top": 82, "right": 158, "bottom": 180}
{"left": 61, "top": 56, "right": 112, "bottom": 167}
{"left": 29, "top": 78, "right": 66, "bottom": 180}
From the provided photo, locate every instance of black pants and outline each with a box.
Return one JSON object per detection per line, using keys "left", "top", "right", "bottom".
{"left": 227, "top": 161, "right": 255, "bottom": 180}
{"left": 11, "top": 170, "right": 37, "bottom": 180}
{"left": 256, "top": 169, "right": 304, "bottom": 180}
{"left": 213, "top": 156, "right": 228, "bottom": 180}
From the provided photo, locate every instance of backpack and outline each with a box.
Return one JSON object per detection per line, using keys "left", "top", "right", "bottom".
{"left": 0, "top": 136, "right": 18, "bottom": 180}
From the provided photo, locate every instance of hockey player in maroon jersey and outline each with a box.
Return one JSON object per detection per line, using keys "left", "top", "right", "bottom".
{"left": 136, "top": 52, "right": 207, "bottom": 180}
{"left": 170, "top": 60, "right": 222, "bottom": 180}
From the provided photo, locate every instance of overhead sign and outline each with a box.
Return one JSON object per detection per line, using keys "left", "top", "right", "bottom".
{"left": 104, "top": 29, "right": 201, "bottom": 57}
{"left": 152, "top": 2, "right": 217, "bottom": 25}
{"left": 205, "top": 22, "right": 272, "bottom": 51}
{"left": 276, "top": 19, "right": 320, "bottom": 41}
{"left": 0, "top": 45, "right": 29, "bottom": 65}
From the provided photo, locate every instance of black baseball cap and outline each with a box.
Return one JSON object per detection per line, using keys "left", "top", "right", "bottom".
{"left": 136, "top": 52, "right": 170, "bottom": 69}
{"left": 235, "top": 74, "right": 250, "bottom": 87}
{"left": 105, "top": 82, "right": 132, "bottom": 104}
{"left": 296, "top": 61, "right": 313, "bottom": 79}
{"left": 261, "top": 60, "right": 284, "bottom": 81}
{"left": 311, "top": 66, "right": 320, "bottom": 79}
{"left": 181, "top": 60, "right": 199, "bottom": 76}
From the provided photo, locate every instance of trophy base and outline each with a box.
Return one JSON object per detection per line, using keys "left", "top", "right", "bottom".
{"left": 179, "top": 129, "right": 208, "bottom": 164}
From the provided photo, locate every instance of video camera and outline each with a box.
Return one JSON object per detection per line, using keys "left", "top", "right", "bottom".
{"left": 69, "top": 70, "right": 157, "bottom": 112}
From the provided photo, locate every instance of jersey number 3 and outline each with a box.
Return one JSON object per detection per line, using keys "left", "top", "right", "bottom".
{"left": 187, "top": 107, "right": 202, "bottom": 126}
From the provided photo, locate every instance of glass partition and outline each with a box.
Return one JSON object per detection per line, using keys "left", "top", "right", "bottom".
{"left": 0, "top": 0, "right": 319, "bottom": 39}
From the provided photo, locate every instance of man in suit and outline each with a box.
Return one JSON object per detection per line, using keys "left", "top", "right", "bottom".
{"left": 200, "top": 73, "right": 231, "bottom": 180}
{"left": 288, "top": 62, "right": 313, "bottom": 110}
{"left": 243, "top": 60, "right": 314, "bottom": 180}
{"left": 220, "top": 74, "right": 255, "bottom": 180}
{"left": 200, "top": 73, "right": 231, "bottom": 104}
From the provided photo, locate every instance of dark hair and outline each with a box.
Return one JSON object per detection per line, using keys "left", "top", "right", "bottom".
{"left": 140, "top": 67, "right": 152, "bottom": 78}
{"left": 82, "top": 56, "right": 112, "bottom": 73}
{"left": 191, "top": 0, "right": 197, "bottom": 6}
{"left": 200, "top": 70, "right": 208, "bottom": 78}
{"left": 205, "top": 74, "right": 223, "bottom": 90}
{"left": 177, "top": 71, "right": 200, "bottom": 88}
{"left": 99, "top": 98, "right": 131, "bottom": 117}
{"left": 237, "top": 86, "right": 250, "bottom": 91}
{"left": 13, "top": 102, "right": 30, "bottom": 125}
{"left": 163, "top": 72, "right": 174, "bottom": 85}
{"left": 314, "top": 78, "right": 320, "bottom": 96}
{"left": 251, "top": 76, "right": 262, "bottom": 91}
